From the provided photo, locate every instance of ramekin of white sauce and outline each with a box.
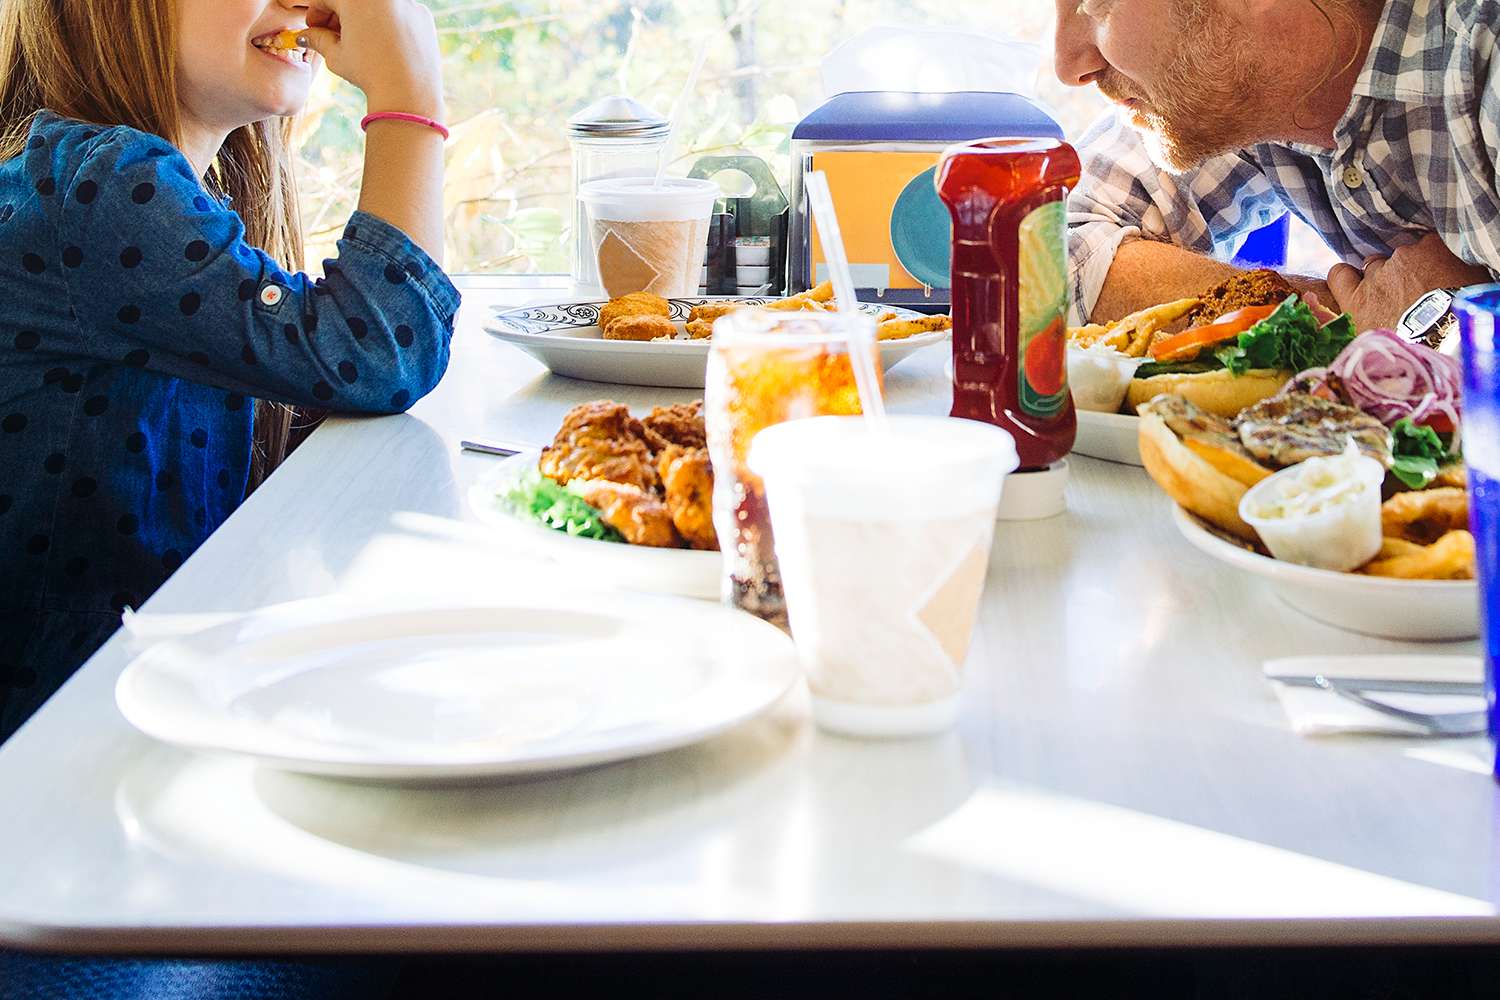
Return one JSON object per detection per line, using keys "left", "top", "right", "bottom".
{"left": 1238, "top": 444, "right": 1386, "bottom": 572}
{"left": 1067, "top": 343, "right": 1147, "bottom": 413}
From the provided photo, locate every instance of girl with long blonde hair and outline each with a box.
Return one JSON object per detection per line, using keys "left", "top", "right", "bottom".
{"left": 0, "top": 0, "right": 455, "bottom": 739}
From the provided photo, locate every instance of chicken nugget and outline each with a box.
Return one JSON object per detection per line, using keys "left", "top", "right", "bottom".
{"left": 604, "top": 314, "right": 680, "bottom": 342}
{"left": 572, "top": 480, "right": 682, "bottom": 548}
{"left": 597, "top": 291, "right": 670, "bottom": 334}
{"left": 1381, "top": 487, "right": 1469, "bottom": 545}
{"left": 685, "top": 318, "right": 714, "bottom": 340}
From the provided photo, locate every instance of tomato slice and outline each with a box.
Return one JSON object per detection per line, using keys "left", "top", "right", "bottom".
{"left": 1148, "top": 304, "right": 1279, "bottom": 363}
{"left": 1419, "top": 413, "right": 1456, "bottom": 435}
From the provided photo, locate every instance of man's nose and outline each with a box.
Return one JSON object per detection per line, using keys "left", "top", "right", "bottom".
{"left": 1053, "top": 5, "right": 1109, "bottom": 88}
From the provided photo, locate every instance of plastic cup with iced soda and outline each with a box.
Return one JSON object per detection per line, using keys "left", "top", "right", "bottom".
{"left": 748, "top": 414, "right": 1019, "bottom": 738}
{"left": 579, "top": 177, "right": 718, "bottom": 298}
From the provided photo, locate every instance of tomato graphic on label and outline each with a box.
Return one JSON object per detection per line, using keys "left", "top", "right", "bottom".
{"left": 1024, "top": 315, "right": 1066, "bottom": 397}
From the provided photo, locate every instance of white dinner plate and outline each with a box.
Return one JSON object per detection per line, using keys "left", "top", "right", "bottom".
{"left": 1072, "top": 409, "right": 1143, "bottom": 466}
{"left": 115, "top": 595, "right": 798, "bottom": 782}
{"left": 1172, "top": 506, "right": 1479, "bottom": 641}
{"left": 487, "top": 296, "right": 950, "bottom": 388}
{"left": 941, "top": 356, "right": 1143, "bottom": 468}
{"left": 468, "top": 452, "right": 721, "bottom": 600}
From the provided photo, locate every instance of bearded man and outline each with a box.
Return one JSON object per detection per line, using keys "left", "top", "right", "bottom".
{"left": 1059, "top": 0, "right": 1498, "bottom": 338}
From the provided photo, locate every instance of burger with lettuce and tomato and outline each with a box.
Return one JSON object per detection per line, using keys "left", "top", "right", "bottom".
{"left": 1123, "top": 293, "right": 1358, "bottom": 418}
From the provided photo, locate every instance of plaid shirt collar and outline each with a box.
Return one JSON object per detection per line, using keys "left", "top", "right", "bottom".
{"left": 1351, "top": 0, "right": 1449, "bottom": 103}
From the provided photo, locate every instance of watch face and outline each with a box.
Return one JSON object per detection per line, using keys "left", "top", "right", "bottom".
{"left": 1401, "top": 289, "right": 1455, "bottom": 345}
{"left": 1408, "top": 298, "right": 1446, "bottom": 330}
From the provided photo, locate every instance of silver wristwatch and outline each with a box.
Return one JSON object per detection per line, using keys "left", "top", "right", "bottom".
{"left": 1398, "top": 287, "right": 1462, "bottom": 354}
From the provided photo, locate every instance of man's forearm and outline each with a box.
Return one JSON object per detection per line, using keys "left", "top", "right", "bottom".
{"left": 1087, "top": 238, "right": 1331, "bottom": 323}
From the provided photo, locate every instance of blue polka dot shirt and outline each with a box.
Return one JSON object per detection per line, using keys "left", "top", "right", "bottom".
{"left": 0, "top": 111, "right": 459, "bottom": 738}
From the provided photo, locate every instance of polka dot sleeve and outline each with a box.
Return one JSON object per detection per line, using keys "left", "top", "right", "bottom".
{"left": 57, "top": 128, "right": 459, "bottom": 413}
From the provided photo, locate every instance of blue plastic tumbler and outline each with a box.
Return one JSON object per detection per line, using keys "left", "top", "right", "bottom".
{"left": 1455, "top": 285, "right": 1500, "bottom": 777}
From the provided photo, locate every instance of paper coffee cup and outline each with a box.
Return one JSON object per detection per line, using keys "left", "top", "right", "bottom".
{"left": 749, "top": 415, "right": 1019, "bottom": 737}
{"left": 580, "top": 177, "right": 718, "bottom": 298}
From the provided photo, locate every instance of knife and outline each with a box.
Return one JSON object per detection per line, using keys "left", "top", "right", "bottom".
{"left": 1266, "top": 674, "right": 1486, "bottom": 697}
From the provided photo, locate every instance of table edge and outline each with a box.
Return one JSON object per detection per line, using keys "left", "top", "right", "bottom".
{"left": 5, "top": 916, "right": 1500, "bottom": 956}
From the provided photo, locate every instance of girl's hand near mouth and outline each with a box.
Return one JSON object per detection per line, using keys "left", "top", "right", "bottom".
{"left": 302, "top": 0, "right": 444, "bottom": 122}
{"left": 301, "top": 0, "right": 447, "bottom": 261}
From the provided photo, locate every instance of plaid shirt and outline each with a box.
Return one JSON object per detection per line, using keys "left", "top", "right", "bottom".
{"left": 1067, "top": 0, "right": 1500, "bottom": 324}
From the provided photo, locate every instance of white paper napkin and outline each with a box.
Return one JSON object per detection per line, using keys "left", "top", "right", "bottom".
{"left": 1263, "top": 655, "right": 1485, "bottom": 737}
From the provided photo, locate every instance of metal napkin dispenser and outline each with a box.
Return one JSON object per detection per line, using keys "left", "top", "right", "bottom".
{"left": 788, "top": 91, "right": 1063, "bottom": 310}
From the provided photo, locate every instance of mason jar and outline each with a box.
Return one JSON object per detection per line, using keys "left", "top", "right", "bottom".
{"left": 567, "top": 96, "right": 670, "bottom": 296}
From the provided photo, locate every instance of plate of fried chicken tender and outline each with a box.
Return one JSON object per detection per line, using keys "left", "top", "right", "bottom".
{"left": 1134, "top": 321, "right": 1478, "bottom": 639}
{"left": 468, "top": 400, "right": 721, "bottom": 599}
{"left": 487, "top": 282, "right": 953, "bottom": 389}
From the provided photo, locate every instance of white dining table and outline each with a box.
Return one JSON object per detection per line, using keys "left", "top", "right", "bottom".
{"left": 0, "top": 273, "right": 1496, "bottom": 956}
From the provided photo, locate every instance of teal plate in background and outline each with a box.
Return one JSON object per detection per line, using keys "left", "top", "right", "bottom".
{"left": 890, "top": 166, "right": 952, "bottom": 290}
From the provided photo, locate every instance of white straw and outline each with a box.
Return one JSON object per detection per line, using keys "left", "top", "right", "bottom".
{"left": 805, "top": 171, "right": 887, "bottom": 427}
{"left": 651, "top": 42, "right": 713, "bottom": 189}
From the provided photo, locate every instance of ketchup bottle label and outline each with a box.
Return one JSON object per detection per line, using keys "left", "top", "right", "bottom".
{"left": 1016, "top": 200, "right": 1069, "bottom": 419}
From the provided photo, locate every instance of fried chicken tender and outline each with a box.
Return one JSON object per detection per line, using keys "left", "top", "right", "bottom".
{"left": 598, "top": 291, "right": 670, "bottom": 335}
{"left": 1381, "top": 487, "right": 1470, "bottom": 545}
{"left": 641, "top": 400, "right": 707, "bottom": 451}
{"left": 604, "top": 314, "right": 679, "bottom": 342}
{"left": 657, "top": 446, "right": 718, "bottom": 550}
{"left": 539, "top": 401, "right": 659, "bottom": 493}
{"left": 877, "top": 314, "right": 953, "bottom": 341}
{"left": 571, "top": 480, "right": 682, "bottom": 548}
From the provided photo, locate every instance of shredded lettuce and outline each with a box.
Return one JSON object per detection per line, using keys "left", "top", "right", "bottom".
{"left": 1389, "top": 418, "right": 1455, "bottom": 491}
{"left": 500, "top": 468, "right": 623, "bottom": 543}
{"left": 1214, "top": 295, "right": 1357, "bottom": 376}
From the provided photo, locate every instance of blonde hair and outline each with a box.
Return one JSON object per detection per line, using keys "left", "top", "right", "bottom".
{"left": 0, "top": 0, "right": 304, "bottom": 488}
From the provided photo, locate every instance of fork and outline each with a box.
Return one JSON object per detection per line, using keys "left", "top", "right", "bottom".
{"left": 1317, "top": 677, "right": 1487, "bottom": 737}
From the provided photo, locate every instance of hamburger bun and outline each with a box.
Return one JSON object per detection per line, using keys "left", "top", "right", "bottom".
{"left": 1137, "top": 407, "right": 1258, "bottom": 542}
{"left": 1125, "top": 368, "right": 1290, "bottom": 419}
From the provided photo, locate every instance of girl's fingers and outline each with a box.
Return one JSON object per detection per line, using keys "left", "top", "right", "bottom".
{"left": 299, "top": 26, "right": 340, "bottom": 57}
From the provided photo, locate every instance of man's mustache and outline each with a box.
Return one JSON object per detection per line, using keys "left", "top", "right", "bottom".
{"left": 1095, "top": 69, "right": 1144, "bottom": 107}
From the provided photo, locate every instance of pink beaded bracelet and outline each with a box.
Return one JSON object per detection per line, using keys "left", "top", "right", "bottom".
{"left": 359, "top": 112, "right": 449, "bottom": 141}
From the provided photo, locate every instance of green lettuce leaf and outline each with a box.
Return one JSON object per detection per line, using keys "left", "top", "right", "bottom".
{"left": 500, "top": 468, "right": 623, "bottom": 543}
{"left": 1214, "top": 295, "right": 1358, "bottom": 377}
{"left": 1388, "top": 418, "right": 1452, "bottom": 491}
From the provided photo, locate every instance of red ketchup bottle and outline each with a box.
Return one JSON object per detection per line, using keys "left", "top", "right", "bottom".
{"left": 936, "top": 139, "right": 1080, "bottom": 470}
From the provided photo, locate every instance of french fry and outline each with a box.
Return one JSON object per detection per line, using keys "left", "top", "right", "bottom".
{"left": 877, "top": 315, "right": 953, "bottom": 341}
{"left": 801, "top": 280, "right": 835, "bottom": 303}
{"left": 1106, "top": 298, "right": 1202, "bottom": 358}
{"left": 1373, "top": 537, "right": 1427, "bottom": 560}
{"left": 688, "top": 302, "right": 745, "bottom": 324}
{"left": 1067, "top": 323, "right": 1112, "bottom": 347}
{"left": 1361, "top": 530, "right": 1475, "bottom": 580}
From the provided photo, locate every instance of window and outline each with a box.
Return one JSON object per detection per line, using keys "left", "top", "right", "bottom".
{"left": 294, "top": 1, "right": 1112, "bottom": 275}
{"left": 293, "top": 2, "right": 1337, "bottom": 278}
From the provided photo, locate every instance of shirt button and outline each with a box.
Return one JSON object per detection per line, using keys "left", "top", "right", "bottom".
{"left": 1341, "top": 165, "right": 1364, "bottom": 189}
{"left": 259, "top": 284, "right": 284, "bottom": 307}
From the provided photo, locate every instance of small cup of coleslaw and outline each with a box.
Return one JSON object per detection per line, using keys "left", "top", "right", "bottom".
{"left": 1067, "top": 343, "right": 1147, "bottom": 413}
{"left": 1238, "top": 444, "right": 1386, "bottom": 572}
